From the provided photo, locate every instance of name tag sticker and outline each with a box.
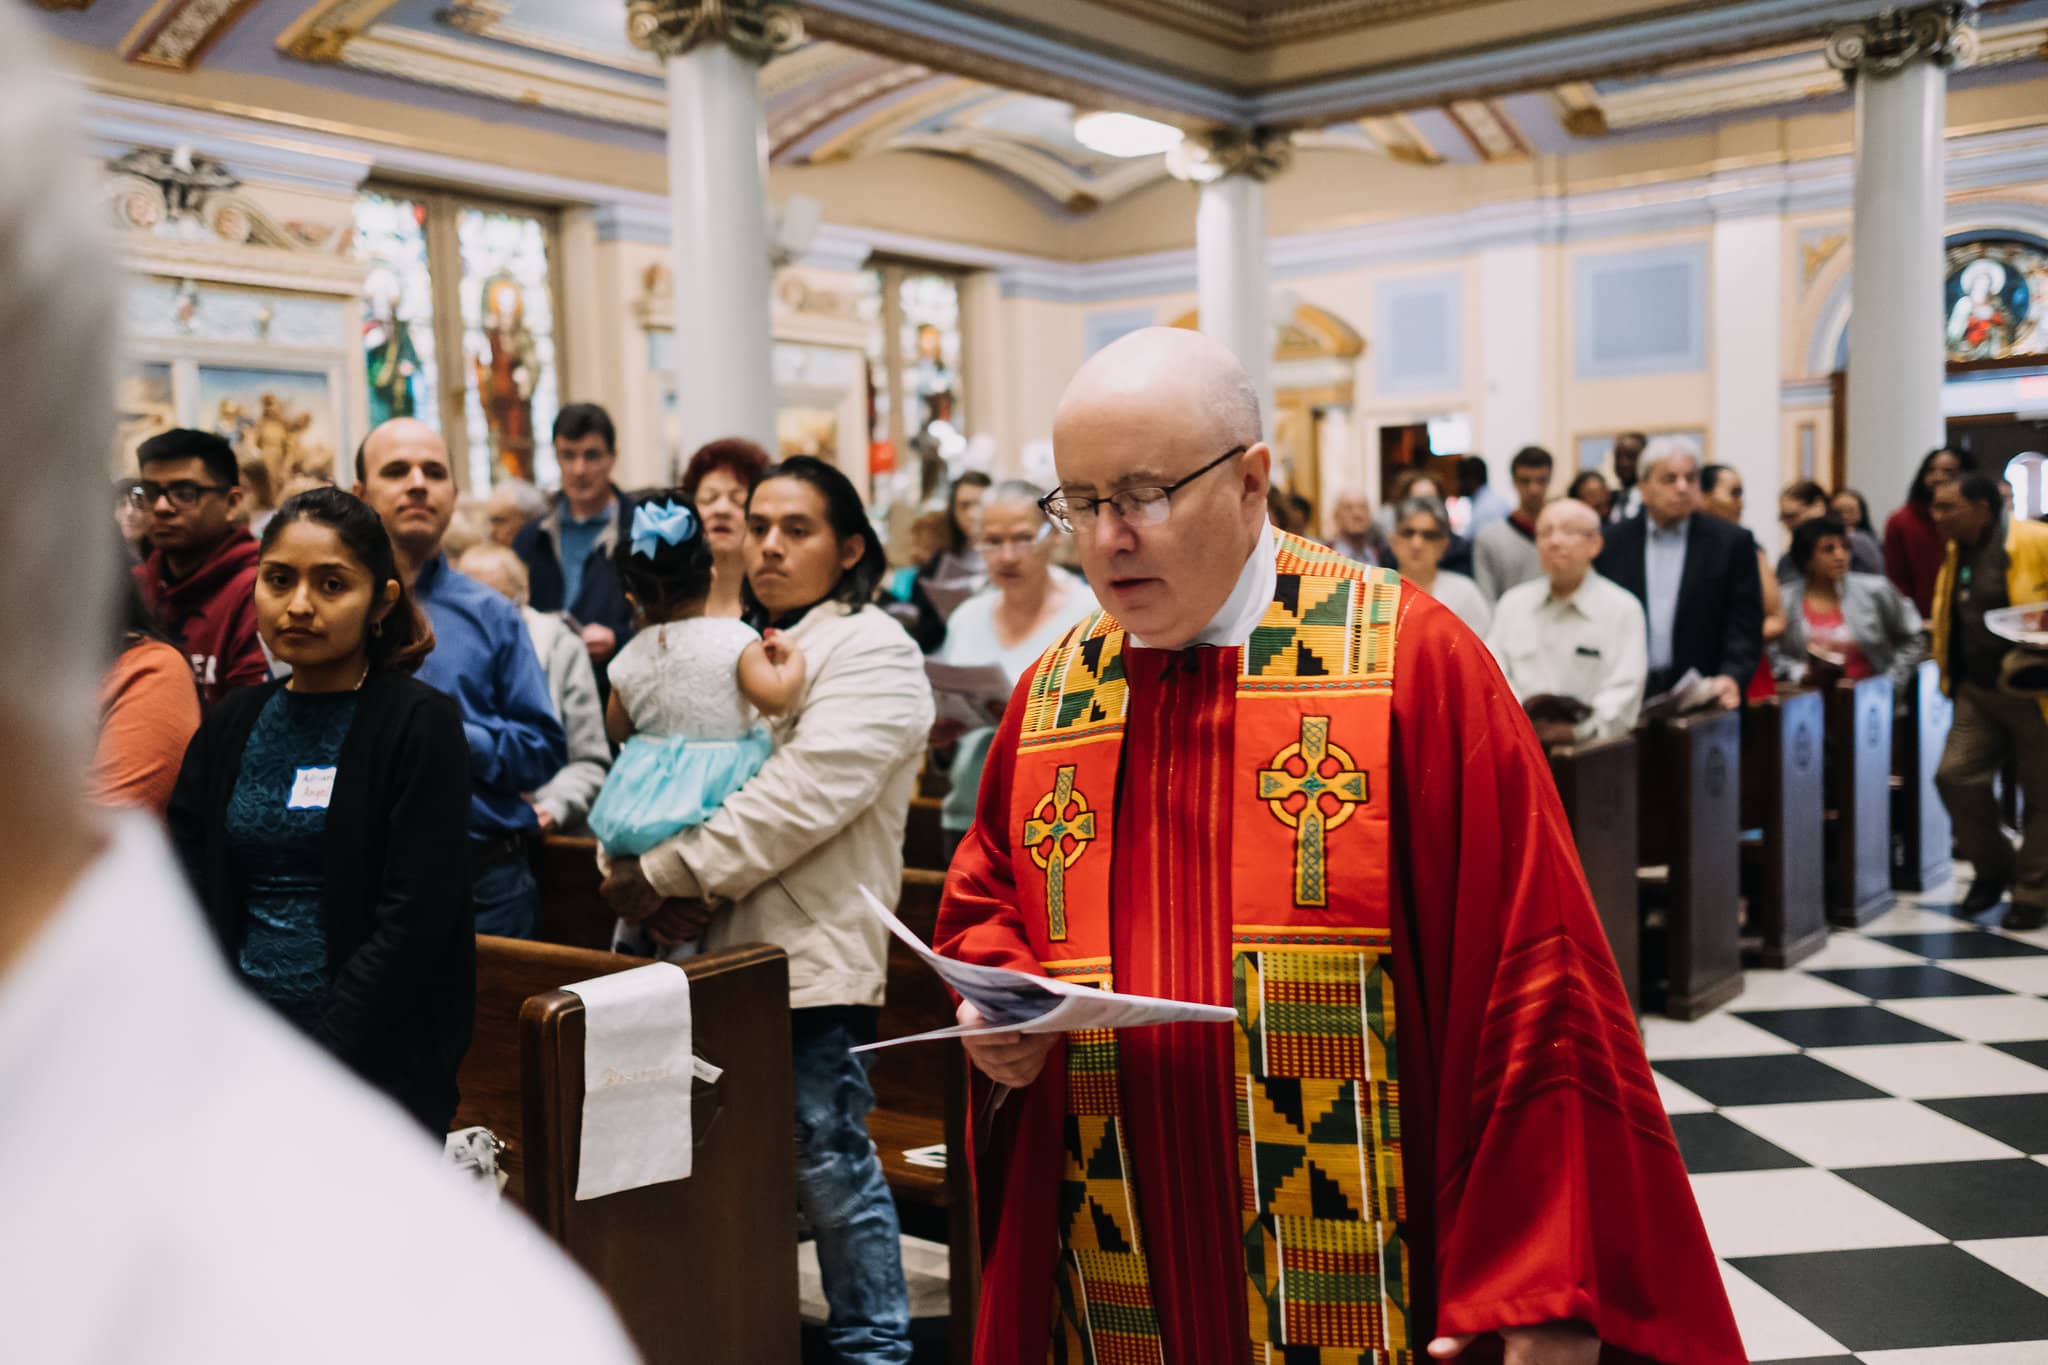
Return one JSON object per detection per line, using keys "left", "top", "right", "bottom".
{"left": 287, "top": 766, "right": 338, "bottom": 811}
{"left": 1575, "top": 645, "right": 1602, "bottom": 658}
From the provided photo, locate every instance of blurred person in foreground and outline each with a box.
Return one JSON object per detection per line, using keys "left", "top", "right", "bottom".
{"left": 934, "top": 327, "right": 1739, "bottom": 1364}
{"left": 0, "top": 13, "right": 638, "bottom": 1358}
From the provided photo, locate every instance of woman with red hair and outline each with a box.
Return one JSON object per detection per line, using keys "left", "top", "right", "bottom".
{"left": 679, "top": 437, "right": 770, "bottom": 619}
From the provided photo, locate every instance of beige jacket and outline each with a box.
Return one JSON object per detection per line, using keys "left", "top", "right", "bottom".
{"left": 638, "top": 602, "right": 933, "bottom": 1009}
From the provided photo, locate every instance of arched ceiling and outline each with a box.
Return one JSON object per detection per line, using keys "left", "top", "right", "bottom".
{"left": 29, "top": 0, "right": 2048, "bottom": 215}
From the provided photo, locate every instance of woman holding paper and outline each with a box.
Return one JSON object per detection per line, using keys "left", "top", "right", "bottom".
{"left": 168, "top": 487, "right": 474, "bottom": 1134}
{"left": 933, "top": 481, "right": 1097, "bottom": 859}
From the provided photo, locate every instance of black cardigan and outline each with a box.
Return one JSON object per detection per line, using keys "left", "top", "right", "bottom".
{"left": 167, "top": 671, "right": 475, "bottom": 1133}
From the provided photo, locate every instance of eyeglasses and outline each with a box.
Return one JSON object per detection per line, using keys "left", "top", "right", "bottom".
{"left": 1038, "top": 445, "right": 1247, "bottom": 534}
{"left": 122, "top": 478, "right": 230, "bottom": 510}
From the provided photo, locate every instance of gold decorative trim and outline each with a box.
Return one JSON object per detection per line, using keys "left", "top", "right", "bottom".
{"left": 276, "top": 0, "right": 402, "bottom": 63}
{"left": 338, "top": 24, "right": 666, "bottom": 128}
{"left": 1801, "top": 231, "right": 1847, "bottom": 286}
{"left": 1826, "top": 2, "right": 1977, "bottom": 81}
{"left": 123, "top": 0, "right": 263, "bottom": 70}
{"left": 624, "top": 0, "right": 803, "bottom": 65}
{"left": 1080, "top": 0, "right": 1496, "bottom": 49}
{"left": 1167, "top": 127, "right": 1294, "bottom": 184}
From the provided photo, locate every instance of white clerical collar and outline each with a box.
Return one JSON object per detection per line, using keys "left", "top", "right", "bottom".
{"left": 1129, "top": 519, "right": 1276, "bottom": 651}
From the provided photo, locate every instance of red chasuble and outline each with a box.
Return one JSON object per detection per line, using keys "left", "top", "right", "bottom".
{"left": 936, "top": 542, "right": 1743, "bottom": 1364}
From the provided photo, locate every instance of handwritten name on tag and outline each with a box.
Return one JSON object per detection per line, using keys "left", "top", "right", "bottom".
{"left": 287, "top": 766, "right": 338, "bottom": 811}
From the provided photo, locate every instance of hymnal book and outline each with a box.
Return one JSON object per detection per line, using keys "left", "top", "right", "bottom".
{"left": 851, "top": 886, "right": 1235, "bottom": 1052}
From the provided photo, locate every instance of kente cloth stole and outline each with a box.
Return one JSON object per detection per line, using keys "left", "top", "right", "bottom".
{"left": 1009, "top": 532, "right": 1412, "bottom": 1365}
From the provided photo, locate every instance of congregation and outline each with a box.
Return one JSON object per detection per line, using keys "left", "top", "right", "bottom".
{"left": 18, "top": 0, "right": 2048, "bottom": 1361}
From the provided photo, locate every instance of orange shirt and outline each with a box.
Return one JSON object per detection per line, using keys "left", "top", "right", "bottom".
{"left": 93, "top": 638, "right": 201, "bottom": 814}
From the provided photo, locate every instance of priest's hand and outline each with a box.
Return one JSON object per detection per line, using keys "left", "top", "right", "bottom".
{"left": 958, "top": 1000, "right": 1056, "bottom": 1088}
{"left": 601, "top": 856, "right": 664, "bottom": 924}
{"left": 1428, "top": 1322, "right": 1599, "bottom": 1364}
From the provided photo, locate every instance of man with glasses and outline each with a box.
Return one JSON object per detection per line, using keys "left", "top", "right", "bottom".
{"left": 933, "top": 328, "right": 1740, "bottom": 1365}
{"left": 129, "top": 428, "right": 269, "bottom": 707}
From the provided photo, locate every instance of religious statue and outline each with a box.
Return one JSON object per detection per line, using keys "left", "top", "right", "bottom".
{"left": 364, "top": 268, "right": 421, "bottom": 426}
{"left": 1948, "top": 257, "right": 2017, "bottom": 361}
{"left": 473, "top": 272, "right": 538, "bottom": 482}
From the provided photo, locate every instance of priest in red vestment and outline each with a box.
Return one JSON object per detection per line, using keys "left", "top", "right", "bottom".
{"left": 934, "top": 328, "right": 1743, "bottom": 1365}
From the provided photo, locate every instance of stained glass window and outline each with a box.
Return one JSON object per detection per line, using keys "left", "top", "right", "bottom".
{"left": 1944, "top": 239, "right": 2048, "bottom": 364}
{"left": 457, "top": 207, "right": 561, "bottom": 490}
{"left": 899, "top": 271, "right": 965, "bottom": 491}
{"left": 351, "top": 191, "right": 439, "bottom": 438}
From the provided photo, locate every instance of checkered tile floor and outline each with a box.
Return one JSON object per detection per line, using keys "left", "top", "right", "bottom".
{"left": 1648, "top": 871, "right": 2048, "bottom": 1362}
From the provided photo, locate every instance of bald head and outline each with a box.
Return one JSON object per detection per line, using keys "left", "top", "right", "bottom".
{"left": 1535, "top": 496, "right": 1603, "bottom": 592}
{"left": 1057, "top": 327, "right": 1261, "bottom": 450}
{"left": 1049, "top": 326, "right": 1271, "bottom": 648}
{"left": 353, "top": 417, "right": 457, "bottom": 572}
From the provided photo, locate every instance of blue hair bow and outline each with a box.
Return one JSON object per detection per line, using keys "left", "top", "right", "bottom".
{"left": 629, "top": 499, "right": 698, "bottom": 558}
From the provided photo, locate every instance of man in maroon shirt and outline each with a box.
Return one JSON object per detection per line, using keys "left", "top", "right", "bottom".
{"left": 131, "top": 429, "right": 268, "bottom": 706}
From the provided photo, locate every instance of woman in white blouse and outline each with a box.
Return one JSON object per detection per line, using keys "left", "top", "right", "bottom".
{"left": 934, "top": 480, "right": 1097, "bottom": 851}
{"left": 1389, "top": 494, "right": 1493, "bottom": 636}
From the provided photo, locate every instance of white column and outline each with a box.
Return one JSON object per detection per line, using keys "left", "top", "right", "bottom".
{"left": 1197, "top": 174, "right": 1271, "bottom": 430}
{"left": 1711, "top": 212, "right": 1785, "bottom": 548}
{"left": 1175, "top": 130, "right": 1291, "bottom": 444}
{"left": 1476, "top": 242, "right": 1547, "bottom": 462}
{"left": 1828, "top": 6, "right": 1971, "bottom": 505}
{"left": 632, "top": 2, "right": 797, "bottom": 454}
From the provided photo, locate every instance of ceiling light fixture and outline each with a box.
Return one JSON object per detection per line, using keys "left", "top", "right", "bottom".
{"left": 1072, "top": 111, "right": 1184, "bottom": 159}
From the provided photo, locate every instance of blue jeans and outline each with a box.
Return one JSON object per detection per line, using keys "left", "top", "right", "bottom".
{"left": 472, "top": 854, "right": 537, "bottom": 939}
{"left": 793, "top": 1007, "right": 911, "bottom": 1364}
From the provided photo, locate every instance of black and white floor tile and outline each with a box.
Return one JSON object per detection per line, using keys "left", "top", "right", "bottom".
{"left": 1647, "top": 875, "right": 2048, "bottom": 1362}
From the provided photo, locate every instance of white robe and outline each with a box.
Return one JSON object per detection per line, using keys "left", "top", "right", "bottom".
{"left": 0, "top": 816, "right": 640, "bottom": 1364}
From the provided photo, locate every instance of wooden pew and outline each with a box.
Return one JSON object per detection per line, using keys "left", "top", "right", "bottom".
{"left": 1547, "top": 733, "right": 1642, "bottom": 1011}
{"left": 868, "top": 866, "right": 978, "bottom": 1365}
{"left": 1740, "top": 691, "right": 1829, "bottom": 969}
{"left": 456, "top": 936, "right": 798, "bottom": 1365}
{"left": 1893, "top": 659, "right": 1953, "bottom": 892}
{"left": 1636, "top": 710, "right": 1744, "bottom": 1019}
{"left": 1825, "top": 676, "right": 1896, "bottom": 926}
{"left": 904, "top": 794, "right": 949, "bottom": 872}
{"left": 531, "top": 834, "right": 614, "bottom": 951}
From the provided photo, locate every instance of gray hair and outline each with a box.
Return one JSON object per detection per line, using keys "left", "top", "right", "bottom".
{"left": 985, "top": 479, "right": 1049, "bottom": 510}
{"left": 1639, "top": 434, "right": 1703, "bottom": 482}
{"left": 0, "top": 9, "right": 118, "bottom": 774}
{"left": 1392, "top": 495, "right": 1451, "bottom": 536}
{"left": 490, "top": 476, "right": 550, "bottom": 522}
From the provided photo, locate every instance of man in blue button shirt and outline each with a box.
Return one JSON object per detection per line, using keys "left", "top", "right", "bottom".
{"left": 356, "top": 418, "right": 568, "bottom": 938}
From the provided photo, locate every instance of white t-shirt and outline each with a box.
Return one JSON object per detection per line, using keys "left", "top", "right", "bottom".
{"left": 0, "top": 816, "right": 641, "bottom": 1365}
{"left": 939, "top": 568, "right": 1097, "bottom": 684}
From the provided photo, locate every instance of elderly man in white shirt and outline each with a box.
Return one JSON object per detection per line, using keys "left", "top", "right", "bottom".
{"left": 1487, "top": 498, "right": 1648, "bottom": 746}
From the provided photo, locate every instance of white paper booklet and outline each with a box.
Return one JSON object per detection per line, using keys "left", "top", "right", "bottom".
{"left": 925, "top": 660, "right": 1013, "bottom": 730}
{"left": 851, "top": 886, "right": 1236, "bottom": 1053}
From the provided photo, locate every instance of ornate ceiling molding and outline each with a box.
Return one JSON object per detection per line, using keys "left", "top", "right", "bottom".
{"left": 624, "top": 0, "right": 805, "bottom": 65}
{"left": 333, "top": 24, "right": 666, "bottom": 128}
{"left": 1825, "top": 2, "right": 1978, "bottom": 83}
{"left": 1167, "top": 127, "right": 1295, "bottom": 183}
{"left": 1083, "top": 0, "right": 1493, "bottom": 48}
{"left": 276, "top": 0, "right": 403, "bottom": 64}
{"left": 436, "top": 1, "right": 663, "bottom": 76}
{"left": 118, "top": 0, "right": 262, "bottom": 71}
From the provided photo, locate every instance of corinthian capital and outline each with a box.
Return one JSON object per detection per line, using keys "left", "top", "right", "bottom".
{"left": 1825, "top": 2, "right": 1978, "bottom": 82}
{"left": 1166, "top": 128, "right": 1294, "bottom": 185}
{"left": 625, "top": 0, "right": 803, "bottom": 64}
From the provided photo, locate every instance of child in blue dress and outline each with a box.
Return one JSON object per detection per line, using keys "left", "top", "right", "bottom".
{"left": 587, "top": 495, "right": 804, "bottom": 874}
